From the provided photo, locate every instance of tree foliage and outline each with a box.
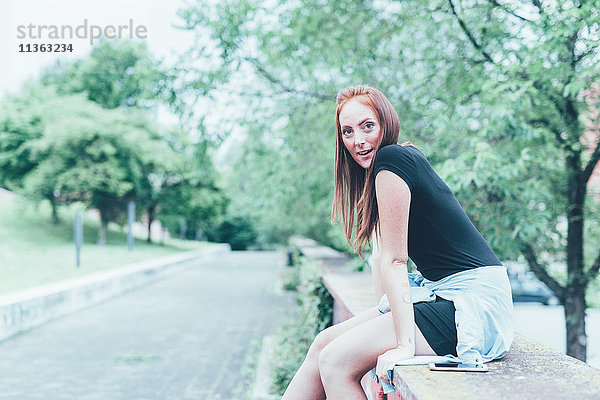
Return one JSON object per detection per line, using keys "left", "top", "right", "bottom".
{"left": 155, "top": 133, "right": 228, "bottom": 243}
{"left": 1, "top": 85, "right": 155, "bottom": 240}
{"left": 0, "top": 82, "right": 226, "bottom": 246}
{"left": 41, "top": 39, "right": 166, "bottom": 109}
{"left": 177, "top": 0, "right": 600, "bottom": 360}
{"left": 0, "top": 39, "right": 229, "bottom": 245}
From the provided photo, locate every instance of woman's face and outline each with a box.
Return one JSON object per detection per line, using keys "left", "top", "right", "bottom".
{"left": 339, "top": 98, "right": 382, "bottom": 169}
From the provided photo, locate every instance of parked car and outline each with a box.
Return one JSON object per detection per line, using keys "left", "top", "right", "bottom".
{"left": 509, "top": 274, "right": 560, "bottom": 306}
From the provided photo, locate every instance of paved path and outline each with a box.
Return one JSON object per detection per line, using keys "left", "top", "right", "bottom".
{"left": 0, "top": 251, "right": 296, "bottom": 400}
{"left": 514, "top": 302, "right": 600, "bottom": 369}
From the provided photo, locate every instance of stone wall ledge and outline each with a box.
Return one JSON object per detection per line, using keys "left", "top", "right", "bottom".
{"left": 291, "top": 235, "right": 600, "bottom": 400}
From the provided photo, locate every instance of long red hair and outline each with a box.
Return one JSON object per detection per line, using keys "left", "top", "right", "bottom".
{"left": 331, "top": 85, "right": 402, "bottom": 256}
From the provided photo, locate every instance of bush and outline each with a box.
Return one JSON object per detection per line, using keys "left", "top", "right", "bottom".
{"left": 205, "top": 215, "right": 258, "bottom": 250}
{"left": 346, "top": 256, "right": 366, "bottom": 272}
{"left": 281, "top": 267, "right": 302, "bottom": 291}
{"left": 281, "top": 246, "right": 303, "bottom": 290}
{"left": 270, "top": 256, "right": 333, "bottom": 395}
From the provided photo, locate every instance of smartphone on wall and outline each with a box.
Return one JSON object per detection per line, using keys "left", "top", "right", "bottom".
{"left": 428, "top": 362, "right": 489, "bottom": 372}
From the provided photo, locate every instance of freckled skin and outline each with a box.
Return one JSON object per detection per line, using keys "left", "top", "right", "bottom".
{"left": 339, "top": 99, "right": 383, "bottom": 169}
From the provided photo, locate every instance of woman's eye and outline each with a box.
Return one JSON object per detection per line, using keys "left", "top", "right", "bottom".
{"left": 365, "top": 122, "right": 374, "bottom": 130}
{"left": 342, "top": 129, "right": 352, "bottom": 135}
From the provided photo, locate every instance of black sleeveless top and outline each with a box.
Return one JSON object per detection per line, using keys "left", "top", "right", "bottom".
{"left": 373, "top": 144, "right": 501, "bottom": 281}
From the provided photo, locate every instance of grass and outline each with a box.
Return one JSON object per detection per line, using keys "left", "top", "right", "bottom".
{"left": 0, "top": 193, "right": 208, "bottom": 295}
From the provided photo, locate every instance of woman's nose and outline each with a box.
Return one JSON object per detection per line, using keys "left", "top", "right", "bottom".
{"left": 355, "top": 132, "right": 366, "bottom": 145}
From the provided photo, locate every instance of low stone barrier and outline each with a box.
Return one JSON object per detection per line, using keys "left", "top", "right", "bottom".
{"left": 290, "top": 235, "right": 600, "bottom": 400}
{"left": 0, "top": 244, "right": 230, "bottom": 341}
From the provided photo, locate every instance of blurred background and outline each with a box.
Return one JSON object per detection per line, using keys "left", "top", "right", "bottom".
{"left": 1, "top": 0, "right": 600, "bottom": 397}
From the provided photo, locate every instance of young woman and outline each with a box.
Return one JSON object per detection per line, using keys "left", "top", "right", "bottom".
{"left": 281, "top": 85, "right": 513, "bottom": 400}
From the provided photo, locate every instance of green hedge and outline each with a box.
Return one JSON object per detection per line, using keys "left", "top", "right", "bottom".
{"left": 270, "top": 256, "right": 333, "bottom": 395}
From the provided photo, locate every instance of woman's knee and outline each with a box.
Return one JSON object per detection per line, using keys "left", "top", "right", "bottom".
{"left": 306, "top": 326, "right": 336, "bottom": 362}
{"left": 317, "top": 340, "right": 351, "bottom": 382}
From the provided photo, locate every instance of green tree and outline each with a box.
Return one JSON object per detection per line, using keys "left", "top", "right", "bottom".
{"left": 37, "top": 40, "right": 227, "bottom": 243}
{"left": 221, "top": 100, "right": 337, "bottom": 247}
{"left": 23, "top": 87, "right": 155, "bottom": 243}
{"left": 42, "top": 39, "right": 166, "bottom": 110}
{"left": 418, "top": 0, "right": 600, "bottom": 362}
{"left": 156, "top": 135, "right": 228, "bottom": 243}
{"left": 1, "top": 85, "right": 157, "bottom": 243}
{"left": 0, "top": 88, "right": 47, "bottom": 191}
{"left": 176, "top": 0, "right": 600, "bottom": 360}
{"left": 0, "top": 84, "right": 91, "bottom": 223}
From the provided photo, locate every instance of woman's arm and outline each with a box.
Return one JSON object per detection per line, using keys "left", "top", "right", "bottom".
{"left": 370, "top": 229, "right": 385, "bottom": 303}
{"left": 374, "top": 170, "right": 415, "bottom": 352}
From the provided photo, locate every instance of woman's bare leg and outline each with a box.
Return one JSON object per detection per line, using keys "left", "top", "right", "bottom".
{"left": 318, "top": 312, "right": 436, "bottom": 400}
{"left": 280, "top": 306, "right": 382, "bottom": 400}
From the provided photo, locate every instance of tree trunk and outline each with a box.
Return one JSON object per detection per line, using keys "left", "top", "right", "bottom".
{"left": 97, "top": 212, "right": 108, "bottom": 245}
{"left": 179, "top": 218, "right": 187, "bottom": 240}
{"left": 147, "top": 205, "right": 155, "bottom": 244}
{"left": 565, "top": 149, "right": 587, "bottom": 361}
{"left": 50, "top": 197, "right": 60, "bottom": 225}
{"left": 564, "top": 286, "right": 587, "bottom": 361}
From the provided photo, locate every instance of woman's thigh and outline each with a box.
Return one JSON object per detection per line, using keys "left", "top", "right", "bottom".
{"left": 319, "top": 312, "right": 436, "bottom": 380}
{"left": 311, "top": 306, "right": 382, "bottom": 354}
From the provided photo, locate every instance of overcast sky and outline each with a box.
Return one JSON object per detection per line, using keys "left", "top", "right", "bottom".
{"left": 2, "top": 0, "right": 196, "bottom": 96}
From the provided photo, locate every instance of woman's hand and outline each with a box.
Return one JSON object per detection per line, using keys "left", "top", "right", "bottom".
{"left": 375, "top": 346, "right": 414, "bottom": 383}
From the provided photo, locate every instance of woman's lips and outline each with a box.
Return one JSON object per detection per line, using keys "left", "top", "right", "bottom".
{"left": 357, "top": 148, "right": 373, "bottom": 156}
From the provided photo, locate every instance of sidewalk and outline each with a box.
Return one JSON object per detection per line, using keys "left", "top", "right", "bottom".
{"left": 0, "top": 244, "right": 229, "bottom": 341}
{"left": 0, "top": 250, "right": 296, "bottom": 399}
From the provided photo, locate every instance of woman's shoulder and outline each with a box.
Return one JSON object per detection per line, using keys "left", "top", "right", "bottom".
{"left": 374, "top": 143, "right": 424, "bottom": 165}
{"left": 373, "top": 144, "right": 425, "bottom": 191}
